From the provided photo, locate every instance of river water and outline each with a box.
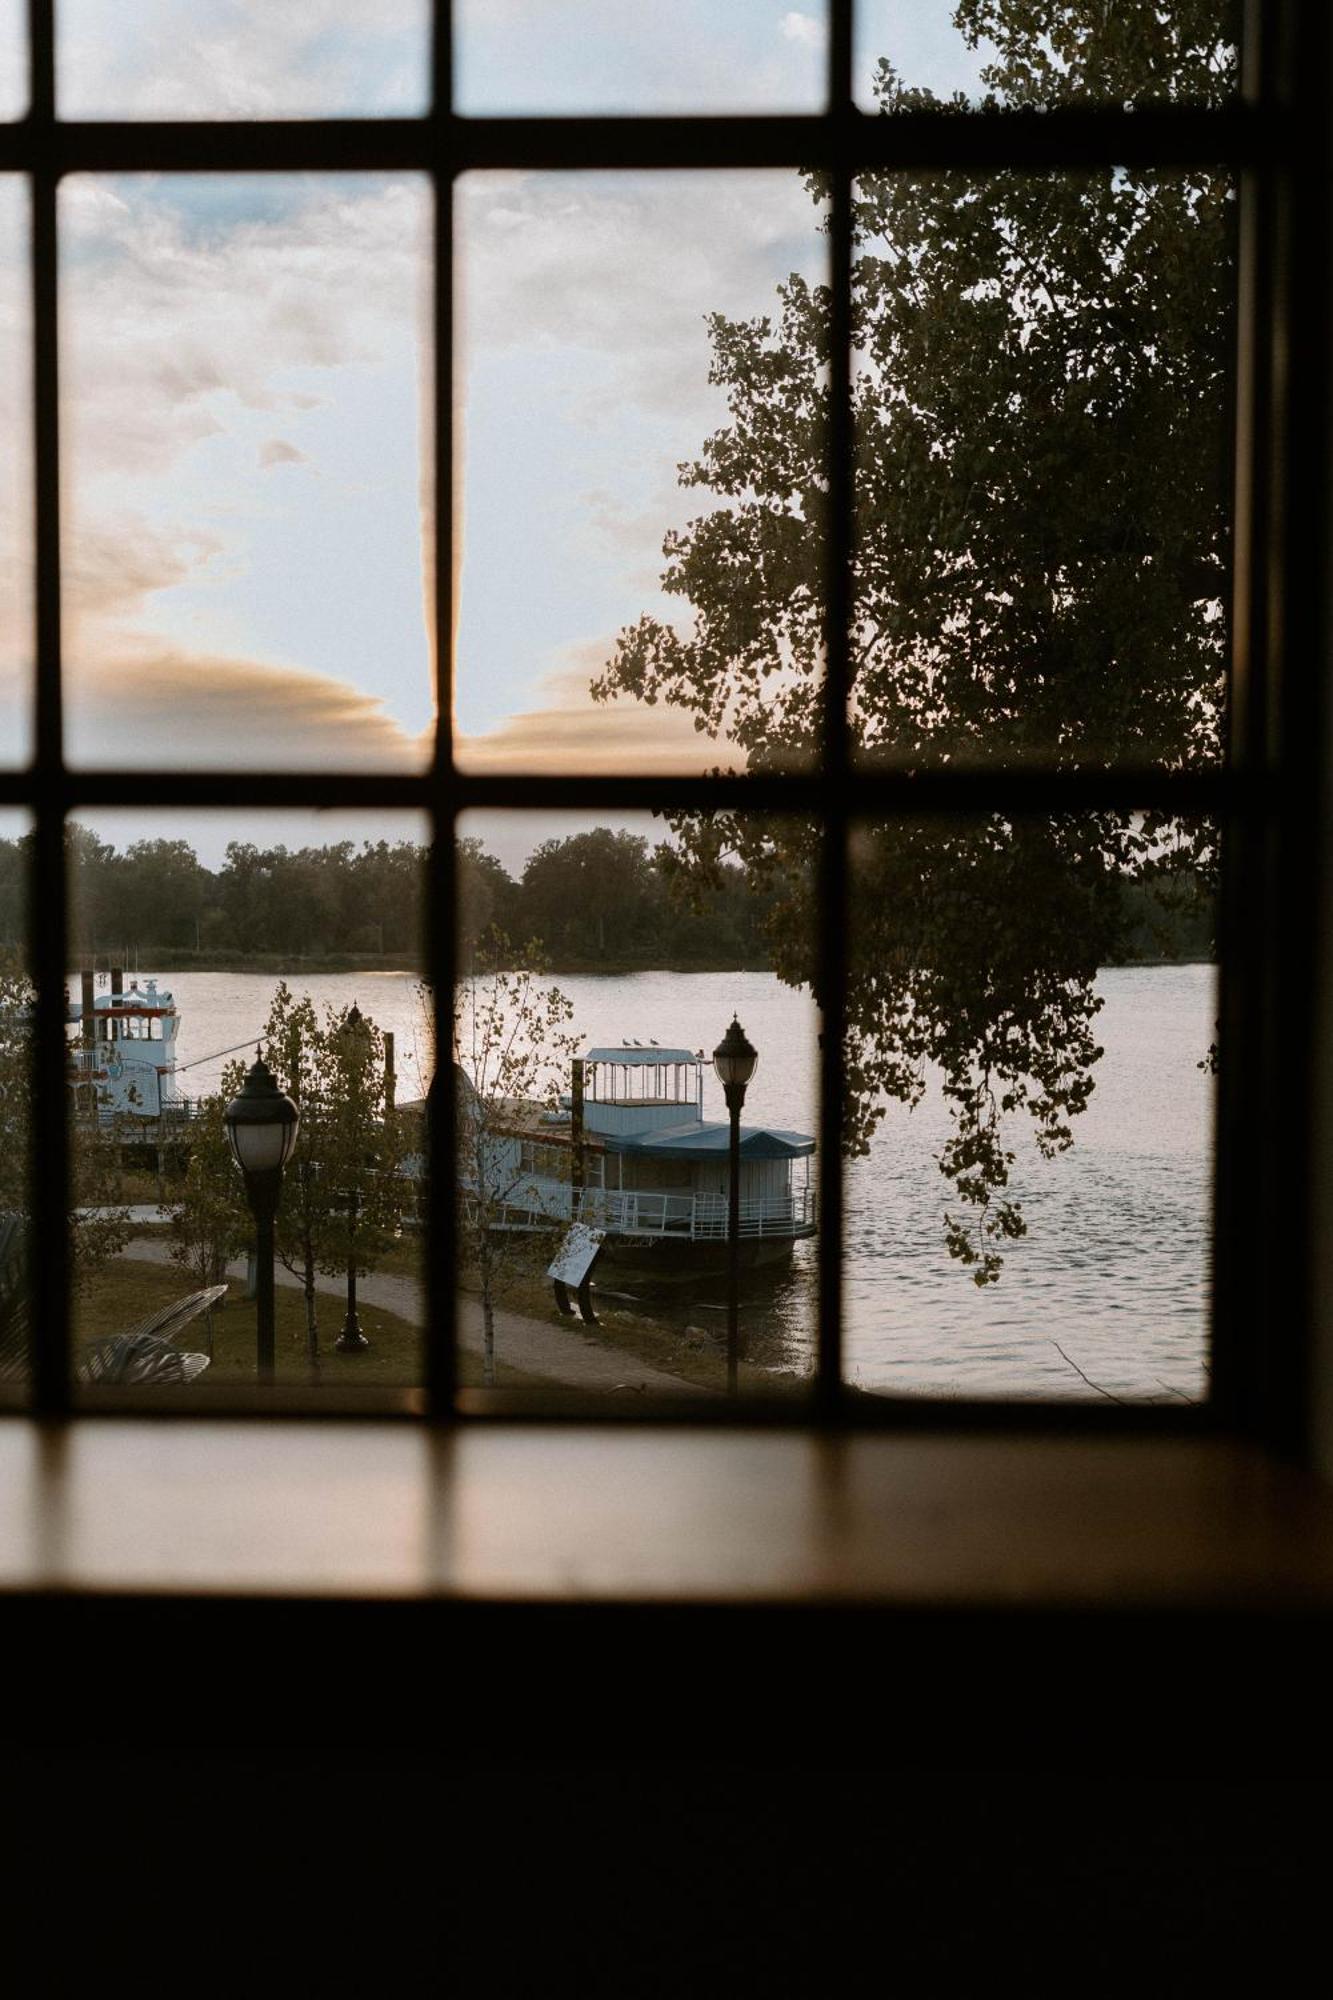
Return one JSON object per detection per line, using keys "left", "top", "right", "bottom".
{"left": 145, "top": 962, "right": 1214, "bottom": 1402}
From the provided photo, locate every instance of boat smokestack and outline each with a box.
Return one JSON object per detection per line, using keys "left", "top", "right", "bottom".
{"left": 110, "top": 966, "right": 122, "bottom": 1042}
{"left": 383, "top": 1031, "right": 396, "bottom": 1116}
{"left": 571, "top": 1057, "right": 585, "bottom": 1199}
{"left": 80, "top": 970, "right": 94, "bottom": 1051}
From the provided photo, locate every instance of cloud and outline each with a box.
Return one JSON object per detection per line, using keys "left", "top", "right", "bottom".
{"left": 452, "top": 0, "right": 826, "bottom": 115}
{"left": 62, "top": 515, "right": 226, "bottom": 634}
{"left": 259, "top": 438, "right": 308, "bottom": 470}
{"left": 455, "top": 656, "right": 739, "bottom": 777}
{"left": 59, "top": 0, "right": 428, "bottom": 117}
{"left": 67, "top": 643, "right": 430, "bottom": 772}
{"left": 457, "top": 170, "right": 822, "bottom": 423}
{"left": 61, "top": 175, "right": 429, "bottom": 479}
{"left": 49, "top": 175, "right": 435, "bottom": 753}
{"left": 781, "top": 11, "right": 825, "bottom": 49}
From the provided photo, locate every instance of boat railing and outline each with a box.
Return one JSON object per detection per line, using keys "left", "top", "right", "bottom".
{"left": 570, "top": 1185, "right": 817, "bottom": 1241}
{"left": 464, "top": 1178, "right": 817, "bottom": 1241}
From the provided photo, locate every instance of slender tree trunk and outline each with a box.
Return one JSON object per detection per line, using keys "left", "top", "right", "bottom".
{"left": 482, "top": 1286, "right": 495, "bottom": 1387}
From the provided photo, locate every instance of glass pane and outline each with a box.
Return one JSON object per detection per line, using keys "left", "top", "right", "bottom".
{"left": 62, "top": 174, "right": 433, "bottom": 772}
{"left": 852, "top": 166, "right": 1233, "bottom": 770}
{"left": 845, "top": 814, "right": 1216, "bottom": 1402}
{"left": 456, "top": 1, "right": 826, "bottom": 116}
{"left": 68, "top": 809, "right": 427, "bottom": 1401}
{"left": 456, "top": 809, "right": 819, "bottom": 1408}
{"left": 0, "top": 811, "right": 29, "bottom": 1404}
{"left": 854, "top": 2, "right": 1238, "bottom": 112}
{"left": 59, "top": 0, "right": 429, "bottom": 119}
{"left": 456, "top": 171, "right": 827, "bottom": 776}
{"left": 0, "top": 177, "right": 30, "bottom": 765}
{"left": 0, "top": 0, "right": 24, "bottom": 119}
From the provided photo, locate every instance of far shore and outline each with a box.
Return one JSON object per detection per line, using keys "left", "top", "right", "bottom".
{"left": 82, "top": 948, "right": 1217, "bottom": 978}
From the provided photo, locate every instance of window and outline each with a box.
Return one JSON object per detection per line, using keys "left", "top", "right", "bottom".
{"left": 1, "top": 2, "right": 1316, "bottom": 1443}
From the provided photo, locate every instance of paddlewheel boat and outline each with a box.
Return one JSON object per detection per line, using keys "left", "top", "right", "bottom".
{"left": 462, "top": 1043, "right": 817, "bottom": 1272}
{"left": 67, "top": 970, "right": 184, "bottom": 1123}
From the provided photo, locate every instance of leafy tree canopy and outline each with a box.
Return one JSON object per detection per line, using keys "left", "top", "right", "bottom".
{"left": 592, "top": 2, "right": 1233, "bottom": 1279}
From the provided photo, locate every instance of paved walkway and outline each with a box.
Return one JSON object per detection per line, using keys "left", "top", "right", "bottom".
{"left": 119, "top": 1237, "right": 710, "bottom": 1396}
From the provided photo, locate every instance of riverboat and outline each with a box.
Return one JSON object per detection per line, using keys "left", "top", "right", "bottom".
{"left": 461, "top": 1042, "right": 817, "bottom": 1273}
{"left": 67, "top": 970, "right": 184, "bottom": 1122}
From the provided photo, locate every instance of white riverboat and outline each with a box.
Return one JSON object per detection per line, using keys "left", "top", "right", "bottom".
{"left": 67, "top": 972, "right": 184, "bottom": 1122}
{"left": 462, "top": 1043, "right": 817, "bottom": 1272}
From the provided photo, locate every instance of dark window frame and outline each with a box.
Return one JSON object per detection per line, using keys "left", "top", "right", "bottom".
{"left": 0, "top": 0, "right": 1317, "bottom": 1444}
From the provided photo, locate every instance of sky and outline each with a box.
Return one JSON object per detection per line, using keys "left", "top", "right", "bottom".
{"left": 0, "top": 1, "right": 995, "bottom": 868}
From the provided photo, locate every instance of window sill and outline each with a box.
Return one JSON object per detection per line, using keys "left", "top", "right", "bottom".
{"left": 0, "top": 1417, "right": 1327, "bottom": 1609}
{"left": 5, "top": 1419, "right": 1332, "bottom": 1768}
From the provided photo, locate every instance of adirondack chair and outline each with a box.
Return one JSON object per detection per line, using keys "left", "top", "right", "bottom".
{"left": 0, "top": 1230, "right": 220, "bottom": 1385}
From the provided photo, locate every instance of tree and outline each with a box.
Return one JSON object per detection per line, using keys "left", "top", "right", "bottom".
{"left": 453, "top": 936, "right": 579, "bottom": 1386}
{"left": 516, "top": 829, "right": 659, "bottom": 964}
{"left": 0, "top": 953, "right": 130, "bottom": 1292}
{"left": 251, "top": 982, "right": 339, "bottom": 1372}
{"left": 317, "top": 1002, "right": 408, "bottom": 1340}
{"left": 458, "top": 837, "right": 518, "bottom": 966}
{"left": 593, "top": 3, "right": 1232, "bottom": 1280}
{"left": 234, "top": 985, "right": 407, "bottom": 1376}
{"left": 167, "top": 1092, "right": 249, "bottom": 1352}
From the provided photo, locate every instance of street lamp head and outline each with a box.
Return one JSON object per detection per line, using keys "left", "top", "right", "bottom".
{"left": 713, "top": 1016, "right": 759, "bottom": 1093}
{"left": 224, "top": 1054, "right": 300, "bottom": 1181}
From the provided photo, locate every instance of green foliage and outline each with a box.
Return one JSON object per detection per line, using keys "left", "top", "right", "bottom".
{"left": 453, "top": 940, "right": 580, "bottom": 1385}
{"left": 0, "top": 823, "right": 782, "bottom": 974}
{"left": 28, "top": 829, "right": 428, "bottom": 962}
{"left": 0, "top": 952, "right": 130, "bottom": 1290}
{"left": 591, "top": 3, "right": 1234, "bottom": 1280}
{"left": 167, "top": 1091, "right": 249, "bottom": 1294}
{"left": 223, "top": 982, "right": 407, "bottom": 1366}
{"left": 318, "top": 1001, "right": 408, "bottom": 1282}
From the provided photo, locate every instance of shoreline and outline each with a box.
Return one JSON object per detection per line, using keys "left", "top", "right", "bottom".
{"left": 89, "top": 950, "right": 1217, "bottom": 978}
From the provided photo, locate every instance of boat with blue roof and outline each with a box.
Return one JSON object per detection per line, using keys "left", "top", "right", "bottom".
{"left": 463, "top": 1040, "right": 817, "bottom": 1272}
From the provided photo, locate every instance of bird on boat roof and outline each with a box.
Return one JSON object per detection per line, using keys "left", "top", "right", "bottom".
{"left": 650, "top": 1038, "right": 659, "bottom": 1046}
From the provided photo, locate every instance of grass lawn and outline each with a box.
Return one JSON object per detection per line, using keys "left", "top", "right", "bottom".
{"left": 369, "top": 1235, "right": 803, "bottom": 1397}
{"left": 398, "top": 1238, "right": 810, "bottom": 1400}
{"left": 78, "top": 1236, "right": 811, "bottom": 1401}
{"left": 75, "top": 1258, "right": 560, "bottom": 1392}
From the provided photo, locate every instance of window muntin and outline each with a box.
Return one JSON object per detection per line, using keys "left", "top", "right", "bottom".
{"left": 0, "top": 2, "right": 1268, "bottom": 1423}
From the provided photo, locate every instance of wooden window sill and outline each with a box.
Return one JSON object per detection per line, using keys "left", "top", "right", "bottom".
{"left": 0, "top": 1418, "right": 1329, "bottom": 1610}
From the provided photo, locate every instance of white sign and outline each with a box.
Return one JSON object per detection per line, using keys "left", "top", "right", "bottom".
{"left": 547, "top": 1222, "right": 605, "bottom": 1288}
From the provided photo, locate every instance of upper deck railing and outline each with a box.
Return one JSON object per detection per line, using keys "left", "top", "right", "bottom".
{"left": 487, "top": 1183, "right": 817, "bottom": 1242}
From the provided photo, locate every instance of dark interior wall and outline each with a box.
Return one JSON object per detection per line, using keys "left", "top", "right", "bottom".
{"left": 2, "top": 1594, "right": 1331, "bottom": 1987}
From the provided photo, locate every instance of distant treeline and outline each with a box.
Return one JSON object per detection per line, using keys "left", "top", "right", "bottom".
{"left": 0, "top": 825, "right": 1215, "bottom": 971}
{"left": 0, "top": 824, "right": 781, "bottom": 971}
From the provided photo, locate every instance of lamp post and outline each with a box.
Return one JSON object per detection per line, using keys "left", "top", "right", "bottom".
{"left": 336, "top": 1003, "right": 371, "bottom": 1354}
{"left": 225, "top": 1055, "right": 300, "bottom": 1384}
{"left": 713, "top": 1016, "right": 758, "bottom": 1395}
{"left": 336, "top": 1184, "right": 369, "bottom": 1353}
